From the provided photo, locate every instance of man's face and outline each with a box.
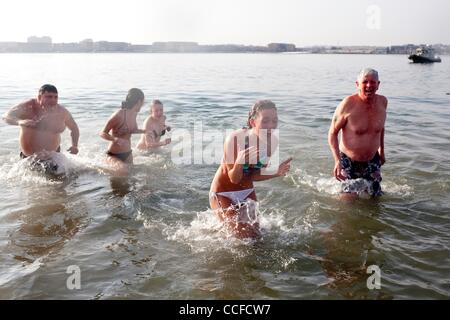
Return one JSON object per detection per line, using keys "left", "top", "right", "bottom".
{"left": 151, "top": 104, "right": 164, "bottom": 118}
{"left": 38, "top": 91, "right": 58, "bottom": 107}
{"left": 357, "top": 74, "right": 380, "bottom": 99}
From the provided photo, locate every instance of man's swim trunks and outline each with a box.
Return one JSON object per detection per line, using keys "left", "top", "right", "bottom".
{"left": 19, "top": 146, "right": 62, "bottom": 176}
{"left": 340, "top": 151, "right": 383, "bottom": 196}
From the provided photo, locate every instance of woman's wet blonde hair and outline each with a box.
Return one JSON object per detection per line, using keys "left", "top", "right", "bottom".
{"left": 246, "top": 100, "right": 277, "bottom": 128}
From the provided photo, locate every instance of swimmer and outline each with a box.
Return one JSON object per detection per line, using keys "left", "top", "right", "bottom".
{"left": 136, "top": 99, "right": 171, "bottom": 151}
{"left": 209, "top": 100, "right": 292, "bottom": 238}
{"left": 100, "top": 88, "right": 146, "bottom": 176}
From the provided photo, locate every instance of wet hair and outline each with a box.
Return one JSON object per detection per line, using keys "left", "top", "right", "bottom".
{"left": 246, "top": 100, "right": 277, "bottom": 128}
{"left": 152, "top": 99, "right": 163, "bottom": 106}
{"left": 357, "top": 68, "right": 379, "bottom": 81}
{"left": 151, "top": 99, "right": 163, "bottom": 110}
{"left": 39, "top": 84, "right": 58, "bottom": 95}
{"left": 121, "top": 88, "right": 145, "bottom": 109}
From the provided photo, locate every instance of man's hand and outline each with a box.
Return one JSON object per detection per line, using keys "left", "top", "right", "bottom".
{"left": 276, "top": 157, "right": 293, "bottom": 177}
{"left": 67, "top": 146, "right": 79, "bottom": 155}
{"left": 380, "top": 153, "right": 386, "bottom": 165}
{"left": 333, "top": 160, "right": 347, "bottom": 181}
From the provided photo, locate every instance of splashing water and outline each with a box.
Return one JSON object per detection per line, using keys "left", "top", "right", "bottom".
{"left": 291, "top": 168, "right": 413, "bottom": 198}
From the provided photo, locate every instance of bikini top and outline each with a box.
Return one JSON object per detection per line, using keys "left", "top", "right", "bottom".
{"left": 114, "top": 109, "right": 131, "bottom": 136}
{"left": 242, "top": 135, "right": 267, "bottom": 175}
{"left": 153, "top": 125, "right": 171, "bottom": 138}
{"left": 153, "top": 128, "right": 166, "bottom": 138}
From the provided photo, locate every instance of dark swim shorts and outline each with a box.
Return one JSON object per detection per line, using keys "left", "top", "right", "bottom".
{"left": 340, "top": 151, "right": 383, "bottom": 196}
{"left": 20, "top": 147, "right": 62, "bottom": 176}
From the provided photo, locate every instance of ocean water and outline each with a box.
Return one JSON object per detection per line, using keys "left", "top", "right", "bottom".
{"left": 0, "top": 53, "right": 449, "bottom": 299}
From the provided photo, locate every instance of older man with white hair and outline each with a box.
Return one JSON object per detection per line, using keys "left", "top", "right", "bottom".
{"left": 328, "top": 68, "right": 387, "bottom": 197}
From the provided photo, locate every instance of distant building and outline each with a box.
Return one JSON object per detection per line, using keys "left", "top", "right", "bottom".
{"left": 129, "top": 45, "right": 153, "bottom": 52}
{"left": 79, "top": 39, "right": 94, "bottom": 52}
{"left": 94, "top": 41, "right": 130, "bottom": 52}
{"left": 53, "top": 42, "right": 82, "bottom": 53}
{"left": 267, "top": 43, "right": 296, "bottom": 52}
{"left": 152, "top": 42, "right": 199, "bottom": 52}
{"left": 387, "top": 44, "right": 418, "bottom": 54}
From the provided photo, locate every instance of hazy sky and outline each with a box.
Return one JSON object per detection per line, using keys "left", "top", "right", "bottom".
{"left": 1, "top": 0, "right": 449, "bottom": 46}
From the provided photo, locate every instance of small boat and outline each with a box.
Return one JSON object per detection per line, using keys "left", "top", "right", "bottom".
{"left": 408, "top": 46, "right": 442, "bottom": 63}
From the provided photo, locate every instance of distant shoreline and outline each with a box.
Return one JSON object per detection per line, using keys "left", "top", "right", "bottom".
{"left": 1, "top": 40, "right": 450, "bottom": 55}
{"left": 1, "top": 52, "right": 448, "bottom": 57}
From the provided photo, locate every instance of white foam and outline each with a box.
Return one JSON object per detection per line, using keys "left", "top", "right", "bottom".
{"left": 0, "top": 148, "right": 118, "bottom": 186}
{"left": 291, "top": 169, "right": 341, "bottom": 195}
{"left": 143, "top": 204, "right": 314, "bottom": 254}
{"left": 0, "top": 258, "right": 42, "bottom": 287}
{"left": 291, "top": 168, "right": 413, "bottom": 197}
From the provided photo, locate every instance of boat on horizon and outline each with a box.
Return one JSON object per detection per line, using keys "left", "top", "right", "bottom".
{"left": 408, "top": 46, "right": 442, "bottom": 63}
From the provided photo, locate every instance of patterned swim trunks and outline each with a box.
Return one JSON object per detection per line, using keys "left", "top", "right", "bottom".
{"left": 340, "top": 151, "right": 383, "bottom": 196}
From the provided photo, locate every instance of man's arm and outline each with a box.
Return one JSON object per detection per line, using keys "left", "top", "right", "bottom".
{"left": 3, "top": 99, "right": 37, "bottom": 126}
{"left": 328, "top": 99, "right": 348, "bottom": 181}
{"left": 65, "top": 110, "right": 80, "bottom": 154}
{"left": 378, "top": 97, "right": 388, "bottom": 165}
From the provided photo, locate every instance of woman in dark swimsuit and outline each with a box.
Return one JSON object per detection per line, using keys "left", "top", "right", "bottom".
{"left": 100, "top": 88, "right": 145, "bottom": 176}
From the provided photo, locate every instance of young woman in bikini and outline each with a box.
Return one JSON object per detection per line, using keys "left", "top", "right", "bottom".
{"left": 100, "top": 88, "right": 146, "bottom": 176}
{"left": 209, "top": 100, "right": 292, "bottom": 238}
{"left": 136, "top": 99, "right": 171, "bottom": 151}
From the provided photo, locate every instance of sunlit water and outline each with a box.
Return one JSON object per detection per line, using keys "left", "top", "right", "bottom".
{"left": 0, "top": 53, "right": 449, "bottom": 299}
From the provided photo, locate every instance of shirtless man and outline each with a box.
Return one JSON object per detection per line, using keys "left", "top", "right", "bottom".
{"left": 328, "top": 68, "right": 387, "bottom": 197}
{"left": 3, "top": 84, "right": 79, "bottom": 160}
{"left": 136, "top": 100, "right": 171, "bottom": 151}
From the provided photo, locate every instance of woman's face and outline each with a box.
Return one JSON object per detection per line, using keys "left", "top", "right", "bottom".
{"left": 151, "top": 104, "right": 164, "bottom": 118}
{"left": 251, "top": 108, "right": 278, "bottom": 134}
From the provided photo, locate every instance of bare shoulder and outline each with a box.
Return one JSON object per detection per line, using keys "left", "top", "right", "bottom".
{"left": 106, "top": 110, "right": 122, "bottom": 126}
{"left": 225, "top": 129, "right": 245, "bottom": 145}
{"left": 19, "top": 99, "right": 37, "bottom": 111}
{"left": 58, "top": 105, "right": 72, "bottom": 116}
{"left": 23, "top": 98, "right": 37, "bottom": 107}
{"left": 377, "top": 95, "right": 388, "bottom": 109}
{"left": 337, "top": 95, "right": 356, "bottom": 113}
{"left": 12, "top": 99, "right": 37, "bottom": 117}
{"left": 111, "top": 109, "right": 123, "bottom": 119}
